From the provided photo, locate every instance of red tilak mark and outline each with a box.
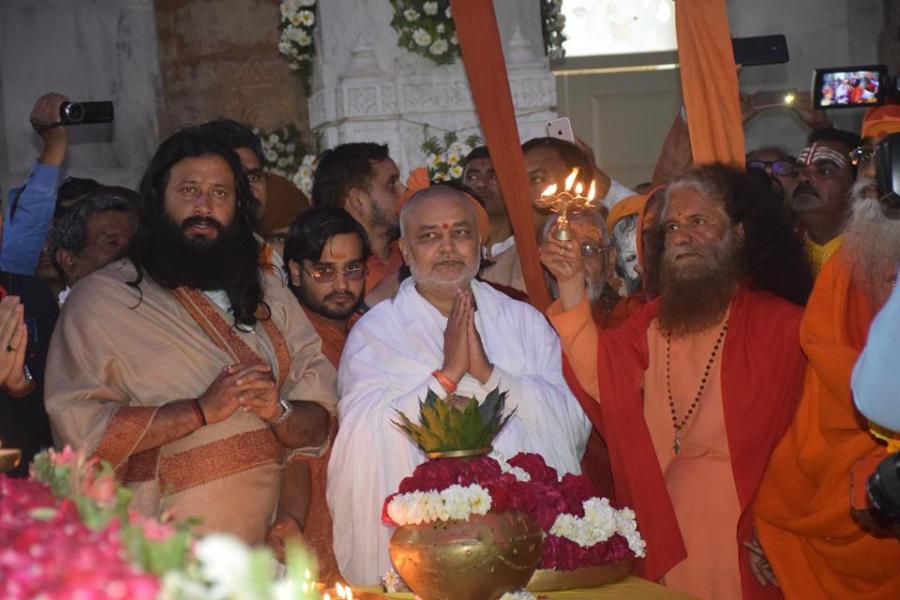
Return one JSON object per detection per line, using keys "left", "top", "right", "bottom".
{"left": 441, "top": 223, "right": 449, "bottom": 229}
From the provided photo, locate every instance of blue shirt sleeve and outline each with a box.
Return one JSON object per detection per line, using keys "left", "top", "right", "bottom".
{"left": 0, "top": 161, "right": 60, "bottom": 275}
{"left": 852, "top": 269, "right": 900, "bottom": 431}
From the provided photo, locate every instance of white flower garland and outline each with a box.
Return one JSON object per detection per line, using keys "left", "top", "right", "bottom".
{"left": 253, "top": 125, "right": 318, "bottom": 196}
{"left": 390, "top": 0, "right": 459, "bottom": 66}
{"left": 549, "top": 498, "right": 647, "bottom": 558}
{"left": 278, "top": 0, "right": 317, "bottom": 92}
{"left": 387, "top": 484, "right": 492, "bottom": 526}
{"left": 421, "top": 129, "right": 483, "bottom": 181}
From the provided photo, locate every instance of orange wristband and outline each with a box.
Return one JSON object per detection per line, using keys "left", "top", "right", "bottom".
{"left": 432, "top": 370, "right": 458, "bottom": 394}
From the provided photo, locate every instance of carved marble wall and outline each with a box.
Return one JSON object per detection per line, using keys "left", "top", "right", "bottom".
{"left": 309, "top": 0, "right": 557, "bottom": 177}
{"left": 154, "top": 0, "right": 309, "bottom": 138}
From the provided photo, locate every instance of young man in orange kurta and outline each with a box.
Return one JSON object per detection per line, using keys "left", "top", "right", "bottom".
{"left": 276, "top": 206, "right": 372, "bottom": 584}
{"left": 754, "top": 171, "right": 900, "bottom": 598}
{"left": 542, "top": 164, "right": 812, "bottom": 599}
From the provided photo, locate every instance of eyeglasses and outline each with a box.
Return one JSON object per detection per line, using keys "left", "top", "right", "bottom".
{"left": 747, "top": 159, "right": 797, "bottom": 177}
{"left": 581, "top": 242, "right": 609, "bottom": 257}
{"left": 304, "top": 263, "right": 368, "bottom": 283}
{"left": 850, "top": 144, "right": 875, "bottom": 167}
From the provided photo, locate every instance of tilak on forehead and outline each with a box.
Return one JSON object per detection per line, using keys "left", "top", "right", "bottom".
{"left": 798, "top": 142, "right": 849, "bottom": 169}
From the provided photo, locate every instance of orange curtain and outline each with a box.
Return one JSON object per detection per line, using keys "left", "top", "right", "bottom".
{"left": 450, "top": 0, "right": 552, "bottom": 310}
{"left": 675, "top": 0, "right": 745, "bottom": 167}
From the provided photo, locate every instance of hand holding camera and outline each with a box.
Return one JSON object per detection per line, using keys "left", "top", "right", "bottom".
{"left": 29, "top": 92, "right": 70, "bottom": 166}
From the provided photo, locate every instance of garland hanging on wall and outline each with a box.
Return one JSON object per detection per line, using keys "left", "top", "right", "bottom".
{"left": 278, "top": 0, "right": 318, "bottom": 93}
{"left": 421, "top": 127, "right": 483, "bottom": 181}
{"left": 541, "top": 0, "right": 567, "bottom": 59}
{"left": 253, "top": 124, "right": 318, "bottom": 196}
{"left": 389, "top": 0, "right": 460, "bottom": 66}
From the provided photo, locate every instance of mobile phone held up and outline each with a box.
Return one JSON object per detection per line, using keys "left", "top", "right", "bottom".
{"left": 546, "top": 117, "right": 575, "bottom": 143}
{"left": 812, "top": 66, "right": 888, "bottom": 110}
{"left": 59, "top": 101, "right": 114, "bottom": 125}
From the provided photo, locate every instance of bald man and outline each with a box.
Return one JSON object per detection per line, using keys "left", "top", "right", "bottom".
{"left": 327, "top": 184, "right": 590, "bottom": 585}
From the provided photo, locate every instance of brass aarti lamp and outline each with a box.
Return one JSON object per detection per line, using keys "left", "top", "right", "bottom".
{"left": 534, "top": 168, "right": 598, "bottom": 241}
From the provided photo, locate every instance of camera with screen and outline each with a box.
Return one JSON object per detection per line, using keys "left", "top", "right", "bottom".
{"left": 812, "top": 65, "right": 898, "bottom": 110}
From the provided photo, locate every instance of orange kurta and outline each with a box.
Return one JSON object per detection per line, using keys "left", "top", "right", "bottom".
{"left": 295, "top": 308, "right": 351, "bottom": 585}
{"left": 553, "top": 298, "right": 741, "bottom": 599}
{"left": 754, "top": 251, "right": 900, "bottom": 598}
{"left": 364, "top": 242, "right": 403, "bottom": 293}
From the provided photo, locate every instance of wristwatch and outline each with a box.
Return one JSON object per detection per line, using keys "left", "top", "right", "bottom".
{"left": 268, "top": 396, "right": 294, "bottom": 426}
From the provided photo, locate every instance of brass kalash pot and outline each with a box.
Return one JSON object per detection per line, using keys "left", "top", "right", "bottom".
{"left": 390, "top": 509, "right": 543, "bottom": 600}
{"left": 389, "top": 390, "right": 543, "bottom": 599}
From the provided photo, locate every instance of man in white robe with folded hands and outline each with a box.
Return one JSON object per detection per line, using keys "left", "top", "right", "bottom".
{"left": 328, "top": 184, "right": 591, "bottom": 584}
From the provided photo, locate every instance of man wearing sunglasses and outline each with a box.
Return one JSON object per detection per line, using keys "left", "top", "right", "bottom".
{"left": 276, "top": 205, "right": 370, "bottom": 584}
{"left": 789, "top": 128, "right": 861, "bottom": 275}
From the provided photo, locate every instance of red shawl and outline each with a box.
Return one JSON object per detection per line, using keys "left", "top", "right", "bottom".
{"left": 575, "top": 286, "right": 804, "bottom": 597}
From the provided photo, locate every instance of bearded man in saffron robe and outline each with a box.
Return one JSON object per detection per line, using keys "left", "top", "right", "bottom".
{"left": 754, "top": 171, "right": 900, "bottom": 599}
{"left": 45, "top": 127, "right": 336, "bottom": 544}
{"left": 541, "top": 164, "right": 812, "bottom": 599}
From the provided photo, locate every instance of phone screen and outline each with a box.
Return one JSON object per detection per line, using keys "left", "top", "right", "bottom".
{"left": 813, "top": 66, "right": 886, "bottom": 109}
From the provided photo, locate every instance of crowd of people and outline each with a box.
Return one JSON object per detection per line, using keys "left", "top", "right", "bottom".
{"left": 2, "top": 88, "right": 900, "bottom": 599}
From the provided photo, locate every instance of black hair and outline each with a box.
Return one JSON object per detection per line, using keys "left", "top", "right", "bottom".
{"left": 197, "top": 119, "right": 265, "bottom": 167}
{"left": 131, "top": 126, "right": 264, "bottom": 327}
{"left": 463, "top": 145, "right": 490, "bottom": 165}
{"left": 311, "top": 143, "right": 390, "bottom": 209}
{"left": 55, "top": 177, "right": 104, "bottom": 216}
{"left": 283, "top": 206, "right": 372, "bottom": 291}
{"left": 521, "top": 137, "right": 592, "bottom": 177}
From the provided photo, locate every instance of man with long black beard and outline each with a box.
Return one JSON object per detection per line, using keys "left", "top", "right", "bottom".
{"left": 541, "top": 164, "right": 813, "bottom": 599}
{"left": 45, "top": 128, "right": 336, "bottom": 545}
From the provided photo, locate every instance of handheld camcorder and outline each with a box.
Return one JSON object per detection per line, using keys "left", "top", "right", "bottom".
{"left": 59, "top": 101, "right": 114, "bottom": 126}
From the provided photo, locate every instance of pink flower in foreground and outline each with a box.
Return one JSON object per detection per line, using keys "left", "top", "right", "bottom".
{"left": 48, "top": 446, "right": 78, "bottom": 466}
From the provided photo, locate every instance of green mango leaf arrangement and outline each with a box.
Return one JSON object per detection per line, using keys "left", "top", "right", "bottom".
{"left": 393, "top": 386, "right": 515, "bottom": 453}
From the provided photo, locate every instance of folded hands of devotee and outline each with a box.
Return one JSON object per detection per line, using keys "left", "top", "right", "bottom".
{"left": 0, "top": 295, "right": 32, "bottom": 397}
{"left": 197, "top": 363, "right": 279, "bottom": 424}
{"left": 441, "top": 288, "right": 493, "bottom": 385}
{"left": 539, "top": 236, "right": 586, "bottom": 311}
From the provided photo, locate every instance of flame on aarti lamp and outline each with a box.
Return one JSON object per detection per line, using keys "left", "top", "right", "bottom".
{"left": 587, "top": 180, "right": 597, "bottom": 201}
{"left": 564, "top": 168, "right": 579, "bottom": 192}
{"left": 541, "top": 183, "right": 558, "bottom": 197}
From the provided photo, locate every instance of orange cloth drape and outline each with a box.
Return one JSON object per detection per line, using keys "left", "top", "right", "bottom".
{"left": 754, "top": 251, "right": 900, "bottom": 598}
{"left": 450, "top": 0, "right": 551, "bottom": 310}
{"left": 675, "top": 0, "right": 745, "bottom": 167}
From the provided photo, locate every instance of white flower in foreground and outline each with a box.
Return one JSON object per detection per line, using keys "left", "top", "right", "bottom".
{"left": 449, "top": 164, "right": 464, "bottom": 179}
{"left": 412, "top": 28, "right": 432, "bottom": 47}
{"left": 195, "top": 534, "right": 253, "bottom": 596}
{"left": 445, "top": 5, "right": 452, "bottom": 18}
{"left": 404, "top": 8, "right": 419, "bottom": 22}
{"left": 429, "top": 39, "right": 449, "bottom": 56}
{"left": 450, "top": 32, "right": 458, "bottom": 45}
{"left": 499, "top": 591, "right": 537, "bottom": 600}
{"left": 298, "top": 10, "right": 315, "bottom": 26}
{"left": 423, "top": 1, "right": 439, "bottom": 15}
{"left": 467, "top": 484, "right": 491, "bottom": 515}
{"left": 436, "top": 23, "right": 446, "bottom": 34}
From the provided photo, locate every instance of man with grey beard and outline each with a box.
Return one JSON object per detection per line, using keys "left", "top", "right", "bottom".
{"left": 541, "top": 164, "right": 812, "bottom": 599}
{"left": 327, "top": 184, "right": 590, "bottom": 584}
{"left": 754, "top": 174, "right": 900, "bottom": 599}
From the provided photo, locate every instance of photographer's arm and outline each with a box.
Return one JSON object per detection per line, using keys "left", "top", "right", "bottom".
{"left": 0, "top": 93, "right": 69, "bottom": 276}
